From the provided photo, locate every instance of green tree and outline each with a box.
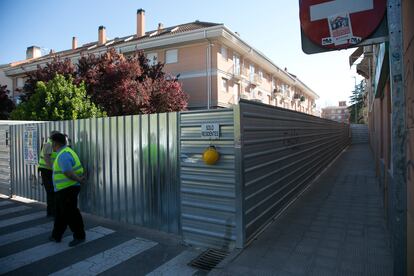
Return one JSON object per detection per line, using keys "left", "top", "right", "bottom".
{"left": 348, "top": 80, "right": 365, "bottom": 124}
{"left": 11, "top": 74, "right": 105, "bottom": 120}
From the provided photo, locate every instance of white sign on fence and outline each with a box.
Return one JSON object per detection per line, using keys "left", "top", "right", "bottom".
{"left": 23, "top": 125, "right": 38, "bottom": 165}
{"left": 201, "top": 123, "right": 220, "bottom": 139}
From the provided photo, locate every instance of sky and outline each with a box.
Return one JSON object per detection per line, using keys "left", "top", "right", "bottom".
{"left": 0, "top": 0, "right": 362, "bottom": 108}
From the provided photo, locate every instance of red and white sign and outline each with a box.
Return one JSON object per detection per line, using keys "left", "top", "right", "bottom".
{"left": 300, "top": 0, "right": 386, "bottom": 49}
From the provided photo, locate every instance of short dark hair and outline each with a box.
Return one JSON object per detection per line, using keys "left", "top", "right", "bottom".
{"left": 50, "top": 133, "right": 67, "bottom": 146}
{"left": 49, "top": 130, "right": 60, "bottom": 137}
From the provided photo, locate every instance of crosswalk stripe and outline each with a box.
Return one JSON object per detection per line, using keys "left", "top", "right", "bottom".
{"left": 145, "top": 250, "right": 199, "bottom": 276}
{"left": 0, "top": 201, "right": 13, "bottom": 207}
{"left": 0, "top": 211, "right": 45, "bottom": 228}
{"left": 0, "top": 205, "right": 31, "bottom": 216}
{"left": 0, "top": 222, "right": 53, "bottom": 246}
{"left": 50, "top": 238, "right": 158, "bottom": 276}
{"left": 0, "top": 226, "right": 115, "bottom": 274}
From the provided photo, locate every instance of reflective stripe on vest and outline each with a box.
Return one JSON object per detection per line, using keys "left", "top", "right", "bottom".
{"left": 53, "top": 147, "right": 84, "bottom": 191}
{"left": 38, "top": 140, "right": 57, "bottom": 170}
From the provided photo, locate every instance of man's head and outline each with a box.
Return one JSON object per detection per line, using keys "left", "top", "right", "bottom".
{"left": 48, "top": 131, "right": 61, "bottom": 143}
{"left": 50, "top": 133, "right": 67, "bottom": 152}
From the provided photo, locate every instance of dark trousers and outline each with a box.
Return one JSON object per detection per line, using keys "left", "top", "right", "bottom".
{"left": 52, "top": 185, "right": 85, "bottom": 240}
{"left": 39, "top": 168, "right": 55, "bottom": 217}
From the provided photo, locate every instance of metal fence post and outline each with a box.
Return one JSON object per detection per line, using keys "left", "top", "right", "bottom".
{"left": 234, "top": 104, "right": 245, "bottom": 248}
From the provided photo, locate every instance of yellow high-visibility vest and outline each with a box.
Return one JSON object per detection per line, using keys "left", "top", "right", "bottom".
{"left": 38, "top": 139, "right": 57, "bottom": 170}
{"left": 53, "top": 147, "right": 84, "bottom": 191}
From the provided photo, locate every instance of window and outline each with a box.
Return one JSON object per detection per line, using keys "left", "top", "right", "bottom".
{"left": 259, "top": 70, "right": 263, "bottom": 80}
{"left": 221, "top": 78, "right": 228, "bottom": 92}
{"left": 146, "top": 52, "right": 158, "bottom": 66}
{"left": 166, "top": 49, "right": 178, "bottom": 64}
{"left": 233, "top": 54, "right": 240, "bottom": 75}
{"left": 17, "top": 77, "right": 25, "bottom": 88}
{"left": 221, "top": 46, "right": 227, "bottom": 60}
{"left": 249, "top": 64, "right": 255, "bottom": 82}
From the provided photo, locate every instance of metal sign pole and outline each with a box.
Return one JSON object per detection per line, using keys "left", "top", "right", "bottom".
{"left": 387, "top": 0, "right": 407, "bottom": 275}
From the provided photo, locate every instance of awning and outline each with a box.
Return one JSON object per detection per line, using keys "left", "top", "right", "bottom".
{"left": 349, "top": 47, "right": 363, "bottom": 67}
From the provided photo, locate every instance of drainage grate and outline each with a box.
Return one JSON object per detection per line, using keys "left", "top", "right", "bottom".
{"left": 189, "top": 248, "right": 229, "bottom": 271}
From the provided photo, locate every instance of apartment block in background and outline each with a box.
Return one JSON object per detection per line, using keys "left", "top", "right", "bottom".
{"left": 321, "top": 101, "right": 350, "bottom": 123}
{"left": 0, "top": 9, "right": 319, "bottom": 115}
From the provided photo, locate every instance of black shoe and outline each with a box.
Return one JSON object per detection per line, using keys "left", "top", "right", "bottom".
{"left": 48, "top": 236, "right": 61, "bottom": 243}
{"left": 68, "top": 238, "right": 85, "bottom": 247}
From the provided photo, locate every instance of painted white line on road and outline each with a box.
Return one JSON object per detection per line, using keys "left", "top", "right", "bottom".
{"left": 0, "top": 201, "right": 13, "bottom": 207}
{"left": 0, "top": 205, "right": 31, "bottom": 216}
{"left": 0, "top": 226, "right": 115, "bottom": 274}
{"left": 0, "top": 222, "right": 53, "bottom": 246}
{"left": 0, "top": 212, "right": 45, "bottom": 228}
{"left": 10, "top": 196, "right": 37, "bottom": 203}
{"left": 146, "top": 250, "right": 199, "bottom": 276}
{"left": 50, "top": 238, "right": 157, "bottom": 276}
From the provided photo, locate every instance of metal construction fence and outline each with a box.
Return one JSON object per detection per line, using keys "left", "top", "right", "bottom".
{"left": 179, "top": 109, "right": 237, "bottom": 249}
{"left": 237, "top": 100, "right": 350, "bottom": 245}
{"left": 10, "top": 113, "right": 180, "bottom": 234}
{"left": 0, "top": 125, "right": 10, "bottom": 196}
{"left": 4, "top": 100, "right": 350, "bottom": 249}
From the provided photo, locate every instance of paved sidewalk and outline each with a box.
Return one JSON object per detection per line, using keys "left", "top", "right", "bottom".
{"left": 211, "top": 144, "right": 393, "bottom": 275}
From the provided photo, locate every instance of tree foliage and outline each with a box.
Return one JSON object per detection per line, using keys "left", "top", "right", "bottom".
{"left": 20, "top": 48, "right": 188, "bottom": 117}
{"left": 22, "top": 57, "right": 76, "bottom": 102}
{"left": 348, "top": 80, "right": 366, "bottom": 124}
{"left": 11, "top": 74, "right": 105, "bottom": 120}
{"left": 0, "top": 85, "right": 15, "bottom": 119}
{"left": 77, "top": 49, "right": 188, "bottom": 116}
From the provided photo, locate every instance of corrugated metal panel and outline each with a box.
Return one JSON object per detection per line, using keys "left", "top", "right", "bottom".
{"left": 10, "top": 113, "right": 180, "bottom": 234}
{"left": 0, "top": 125, "right": 11, "bottom": 196}
{"left": 180, "top": 109, "right": 237, "bottom": 249}
{"left": 238, "top": 100, "right": 350, "bottom": 244}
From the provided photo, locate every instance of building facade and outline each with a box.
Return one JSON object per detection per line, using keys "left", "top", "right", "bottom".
{"left": 321, "top": 101, "right": 350, "bottom": 123}
{"left": 0, "top": 9, "right": 319, "bottom": 115}
{"left": 350, "top": 1, "right": 413, "bottom": 274}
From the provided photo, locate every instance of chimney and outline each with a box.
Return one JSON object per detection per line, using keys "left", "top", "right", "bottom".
{"left": 72, "top": 36, "right": 78, "bottom": 49}
{"left": 158, "top": 22, "right": 164, "bottom": 32}
{"left": 137, "top": 9, "right": 145, "bottom": 37}
{"left": 26, "top": 46, "right": 42, "bottom": 59}
{"left": 98, "top": 26, "right": 106, "bottom": 45}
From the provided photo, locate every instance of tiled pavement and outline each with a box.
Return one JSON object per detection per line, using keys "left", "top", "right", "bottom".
{"left": 211, "top": 144, "right": 393, "bottom": 275}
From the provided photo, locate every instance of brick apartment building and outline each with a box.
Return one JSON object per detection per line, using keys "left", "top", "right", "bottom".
{"left": 0, "top": 9, "right": 319, "bottom": 114}
{"left": 321, "top": 101, "right": 350, "bottom": 123}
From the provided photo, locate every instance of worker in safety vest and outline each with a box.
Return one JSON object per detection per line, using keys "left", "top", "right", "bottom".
{"left": 49, "top": 132, "right": 86, "bottom": 247}
{"left": 38, "top": 131, "right": 60, "bottom": 217}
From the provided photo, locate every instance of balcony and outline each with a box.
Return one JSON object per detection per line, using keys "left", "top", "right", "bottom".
{"left": 250, "top": 74, "right": 262, "bottom": 86}
{"left": 240, "top": 93, "right": 249, "bottom": 100}
{"left": 233, "top": 68, "right": 242, "bottom": 80}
